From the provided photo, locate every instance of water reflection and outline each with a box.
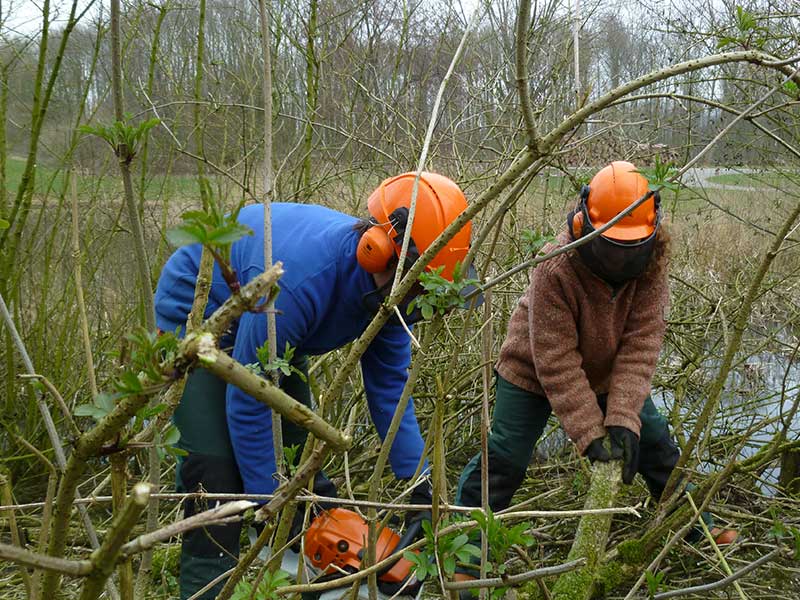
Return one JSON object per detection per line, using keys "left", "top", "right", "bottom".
{"left": 656, "top": 350, "right": 800, "bottom": 495}
{"left": 530, "top": 350, "right": 800, "bottom": 495}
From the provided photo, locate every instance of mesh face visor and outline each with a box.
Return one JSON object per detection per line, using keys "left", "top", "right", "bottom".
{"left": 575, "top": 202, "right": 659, "bottom": 284}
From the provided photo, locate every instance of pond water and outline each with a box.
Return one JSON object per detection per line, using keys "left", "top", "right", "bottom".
{"left": 655, "top": 348, "right": 800, "bottom": 494}
{"left": 533, "top": 349, "right": 800, "bottom": 495}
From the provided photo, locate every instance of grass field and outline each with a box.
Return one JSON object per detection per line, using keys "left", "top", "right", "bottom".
{"left": 4, "top": 156, "right": 200, "bottom": 200}
{"left": 706, "top": 170, "right": 799, "bottom": 188}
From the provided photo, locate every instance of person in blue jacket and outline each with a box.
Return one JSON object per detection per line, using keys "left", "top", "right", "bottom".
{"left": 154, "top": 172, "right": 473, "bottom": 600}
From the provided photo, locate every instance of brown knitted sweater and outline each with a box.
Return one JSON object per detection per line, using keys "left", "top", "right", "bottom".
{"left": 495, "top": 232, "right": 669, "bottom": 454}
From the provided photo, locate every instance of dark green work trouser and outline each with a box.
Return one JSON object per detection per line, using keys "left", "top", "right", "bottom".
{"left": 174, "top": 358, "right": 335, "bottom": 600}
{"left": 456, "top": 374, "right": 711, "bottom": 530}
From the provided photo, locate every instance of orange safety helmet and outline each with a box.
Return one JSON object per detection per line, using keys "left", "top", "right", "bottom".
{"left": 568, "top": 161, "right": 662, "bottom": 284}
{"left": 356, "top": 172, "right": 471, "bottom": 281}
{"left": 572, "top": 161, "right": 659, "bottom": 242}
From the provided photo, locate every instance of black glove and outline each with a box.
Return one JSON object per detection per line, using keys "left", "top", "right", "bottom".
{"left": 404, "top": 480, "right": 433, "bottom": 530}
{"left": 607, "top": 426, "right": 640, "bottom": 485}
{"left": 584, "top": 436, "right": 612, "bottom": 463}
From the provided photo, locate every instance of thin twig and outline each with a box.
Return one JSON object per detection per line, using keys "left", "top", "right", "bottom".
{"left": 515, "top": 0, "right": 540, "bottom": 149}
{"left": 69, "top": 169, "right": 98, "bottom": 398}
{"left": 443, "top": 558, "right": 586, "bottom": 590}
{"left": 653, "top": 548, "right": 784, "bottom": 600}
{"left": 121, "top": 500, "right": 256, "bottom": 557}
{"left": 0, "top": 493, "right": 640, "bottom": 517}
{"left": 389, "top": 3, "right": 485, "bottom": 296}
{"left": 17, "top": 373, "right": 81, "bottom": 438}
{"left": 479, "top": 288, "right": 493, "bottom": 594}
{"left": 686, "top": 494, "right": 747, "bottom": 600}
{"left": 393, "top": 305, "right": 420, "bottom": 348}
{"left": 0, "top": 471, "right": 32, "bottom": 595}
{"left": 257, "top": 0, "right": 283, "bottom": 479}
{"left": 13, "top": 435, "right": 57, "bottom": 600}
{"left": 0, "top": 542, "right": 93, "bottom": 577}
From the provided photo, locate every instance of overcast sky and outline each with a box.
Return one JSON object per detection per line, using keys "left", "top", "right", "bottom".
{"left": 6, "top": 0, "right": 487, "bottom": 37}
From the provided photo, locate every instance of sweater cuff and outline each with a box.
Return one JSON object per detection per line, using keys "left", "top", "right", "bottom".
{"left": 574, "top": 424, "right": 607, "bottom": 456}
{"left": 604, "top": 412, "right": 642, "bottom": 438}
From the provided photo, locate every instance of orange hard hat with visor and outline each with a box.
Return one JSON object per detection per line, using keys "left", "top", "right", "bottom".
{"left": 568, "top": 161, "right": 662, "bottom": 283}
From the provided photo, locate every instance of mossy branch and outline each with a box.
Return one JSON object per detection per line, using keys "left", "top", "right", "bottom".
{"left": 551, "top": 460, "right": 623, "bottom": 600}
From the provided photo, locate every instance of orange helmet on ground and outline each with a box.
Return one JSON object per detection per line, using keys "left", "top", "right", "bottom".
{"left": 356, "top": 172, "right": 471, "bottom": 281}
{"left": 581, "top": 161, "right": 658, "bottom": 241}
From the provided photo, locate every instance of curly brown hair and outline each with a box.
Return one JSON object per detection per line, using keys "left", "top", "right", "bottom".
{"left": 645, "top": 221, "right": 671, "bottom": 278}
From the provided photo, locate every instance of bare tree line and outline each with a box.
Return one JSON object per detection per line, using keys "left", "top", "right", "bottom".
{"left": 2, "top": 0, "right": 798, "bottom": 194}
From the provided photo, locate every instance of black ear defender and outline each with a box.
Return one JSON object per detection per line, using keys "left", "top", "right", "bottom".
{"left": 387, "top": 207, "right": 420, "bottom": 272}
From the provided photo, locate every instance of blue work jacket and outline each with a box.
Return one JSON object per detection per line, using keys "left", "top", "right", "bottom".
{"left": 155, "top": 203, "right": 425, "bottom": 494}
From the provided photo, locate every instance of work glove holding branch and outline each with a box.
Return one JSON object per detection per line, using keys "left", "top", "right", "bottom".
{"left": 607, "top": 426, "right": 640, "bottom": 485}
{"left": 583, "top": 436, "right": 612, "bottom": 463}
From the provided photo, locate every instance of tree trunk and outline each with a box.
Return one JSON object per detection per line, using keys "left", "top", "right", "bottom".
{"left": 779, "top": 447, "right": 800, "bottom": 496}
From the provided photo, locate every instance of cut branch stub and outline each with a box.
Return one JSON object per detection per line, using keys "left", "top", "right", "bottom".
{"left": 78, "top": 483, "right": 151, "bottom": 600}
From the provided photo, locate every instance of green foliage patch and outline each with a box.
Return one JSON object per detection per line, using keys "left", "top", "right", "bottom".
{"left": 408, "top": 262, "right": 480, "bottom": 321}
{"left": 79, "top": 116, "right": 160, "bottom": 164}
{"left": 231, "top": 569, "right": 291, "bottom": 600}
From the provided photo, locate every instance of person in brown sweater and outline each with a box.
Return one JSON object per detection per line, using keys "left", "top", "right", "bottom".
{"left": 455, "top": 161, "right": 736, "bottom": 546}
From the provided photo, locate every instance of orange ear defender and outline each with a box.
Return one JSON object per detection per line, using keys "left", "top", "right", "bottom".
{"left": 570, "top": 208, "right": 585, "bottom": 240}
{"left": 356, "top": 221, "right": 395, "bottom": 273}
{"left": 356, "top": 208, "right": 419, "bottom": 274}
{"left": 567, "top": 185, "right": 591, "bottom": 240}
